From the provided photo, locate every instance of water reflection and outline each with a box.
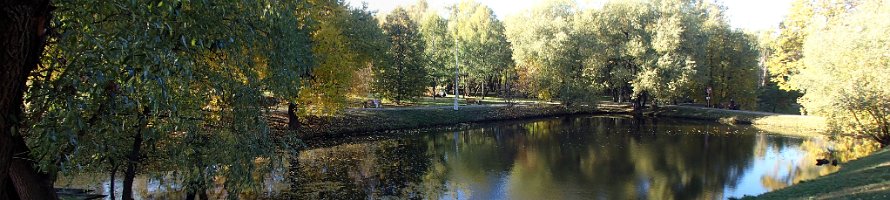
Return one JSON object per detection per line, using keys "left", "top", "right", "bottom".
{"left": 273, "top": 116, "right": 840, "bottom": 199}
{"left": 59, "top": 116, "right": 878, "bottom": 199}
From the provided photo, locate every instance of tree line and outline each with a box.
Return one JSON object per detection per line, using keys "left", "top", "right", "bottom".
{"left": 2, "top": 0, "right": 887, "bottom": 199}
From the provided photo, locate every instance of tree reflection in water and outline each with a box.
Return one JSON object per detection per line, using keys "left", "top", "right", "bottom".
{"left": 56, "top": 116, "right": 880, "bottom": 199}
{"left": 273, "top": 116, "right": 866, "bottom": 199}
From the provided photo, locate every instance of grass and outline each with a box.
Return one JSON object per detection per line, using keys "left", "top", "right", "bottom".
{"left": 654, "top": 105, "right": 827, "bottom": 137}
{"left": 747, "top": 148, "right": 890, "bottom": 199}
{"left": 361, "top": 95, "right": 550, "bottom": 107}
{"left": 271, "top": 103, "right": 614, "bottom": 140}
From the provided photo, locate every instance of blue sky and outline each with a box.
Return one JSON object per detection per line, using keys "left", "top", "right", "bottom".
{"left": 344, "top": 0, "right": 794, "bottom": 31}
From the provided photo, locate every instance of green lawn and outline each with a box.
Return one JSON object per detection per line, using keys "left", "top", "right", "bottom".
{"left": 378, "top": 95, "right": 550, "bottom": 107}
{"left": 654, "top": 105, "right": 827, "bottom": 137}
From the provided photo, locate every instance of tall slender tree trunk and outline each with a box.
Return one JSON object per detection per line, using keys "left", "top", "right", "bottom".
{"left": 481, "top": 80, "right": 486, "bottom": 100}
{"left": 498, "top": 73, "right": 504, "bottom": 98}
{"left": 122, "top": 133, "right": 142, "bottom": 200}
{"left": 464, "top": 79, "right": 469, "bottom": 99}
{"left": 287, "top": 102, "right": 299, "bottom": 130}
{"left": 396, "top": 59, "right": 405, "bottom": 104}
{"left": 122, "top": 107, "right": 149, "bottom": 200}
{"left": 1, "top": 0, "right": 58, "bottom": 199}
{"left": 432, "top": 82, "right": 437, "bottom": 99}
{"left": 109, "top": 163, "right": 117, "bottom": 200}
{"left": 185, "top": 145, "right": 207, "bottom": 200}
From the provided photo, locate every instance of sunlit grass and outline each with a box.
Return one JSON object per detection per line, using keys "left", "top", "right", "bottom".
{"left": 655, "top": 105, "right": 827, "bottom": 137}
{"left": 350, "top": 95, "right": 550, "bottom": 107}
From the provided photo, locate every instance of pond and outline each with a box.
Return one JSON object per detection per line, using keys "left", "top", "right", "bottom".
{"left": 58, "top": 115, "right": 842, "bottom": 199}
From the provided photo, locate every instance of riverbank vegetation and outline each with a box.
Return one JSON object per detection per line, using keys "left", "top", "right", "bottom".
{"left": 1, "top": 0, "right": 888, "bottom": 199}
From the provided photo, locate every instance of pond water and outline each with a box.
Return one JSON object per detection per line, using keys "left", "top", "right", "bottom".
{"left": 59, "top": 115, "right": 841, "bottom": 199}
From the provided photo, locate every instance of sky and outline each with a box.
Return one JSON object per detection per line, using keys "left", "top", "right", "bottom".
{"left": 344, "top": 0, "right": 795, "bottom": 31}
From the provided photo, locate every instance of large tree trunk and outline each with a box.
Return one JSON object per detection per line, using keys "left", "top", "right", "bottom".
{"left": 8, "top": 135, "right": 57, "bottom": 200}
{"left": 1, "top": 0, "right": 57, "bottom": 199}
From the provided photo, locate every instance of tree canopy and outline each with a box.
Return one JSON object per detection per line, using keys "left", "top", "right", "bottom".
{"left": 790, "top": 0, "right": 889, "bottom": 145}
{"left": 376, "top": 7, "right": 428, "bottom": 104}
{"left": 3, "top": 0, "right": 889, "bottom": 199}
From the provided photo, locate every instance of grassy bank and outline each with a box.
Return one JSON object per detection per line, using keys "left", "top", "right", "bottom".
{"left": 275, "top": 103, "right": 823, "bottom": 140}
{"left": 654, "top": 105, "right": 827, "bottom": 137}
{"left": 272, "top": 104, "right": 624, "bottom": 140}
{"left": 748, "top": 148, "right": 890, "bottom": 199}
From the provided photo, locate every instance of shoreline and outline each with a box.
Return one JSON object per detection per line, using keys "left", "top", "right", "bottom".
{"left": 653, "top": 105, "right": 827, "bottom": 138}
{"left": 273, "top": 103, "right": 831, "bottom": 143}
{"left": 276, "top": 103, "right": 888, "bottom": 198}
{"left": 272, "top": 103, "right": 630, "bottom": 141}
{"left": 747, "top": 148, "right": 890, "bottom": 199}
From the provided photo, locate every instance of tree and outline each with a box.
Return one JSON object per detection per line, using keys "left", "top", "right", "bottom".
{"left": 576, "top": 0, "right": 759, "bottom": 110}
{"left": 766, "top": 0, "right": 812, "bottom": 91}
{"left": 377, "top": 8, "right": 428, "bottom": 104}
{"left": 267, "top": 1, "right": 315, "bottom": 130}
{"left": 505, "top": 0, "right": 594, "bottom": 104}
{"left": 449, "top": 0, "right": 513, "bottom": 99}
{"left": 757, "top": 82, "right": 801, "bottom": 114}
{"left": 415, "top": 4, "right": 454, "bottom": 98}
{"left": 767, "top": 0, "right": 860, "bottom": 91}
{"left": 576, "top": 1, "right": 650, "bottom": 103}
{"left": 343, "top": 4, "right": 388, "bottom": 99}
{"left": 755, "top": 30, "right": 801, "bottom": 114}
{"left": 1, "top": 0, "right": 58, "bottom": 199}
{"left": 793, "top": 0, "right": 889, "bottom": 146}
{"left": 20, "top": 0, "right": 312, "bottom": 199}
{"left": 298, "top": 0, "right": 379, "bottom": 116}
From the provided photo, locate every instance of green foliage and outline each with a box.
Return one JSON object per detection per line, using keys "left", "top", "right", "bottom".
{"left": 342, "top": 3, "right": 389, "bottom": 98}
{"left": 376, "top": 8, "right": 428, "bottom": 104}
{"left": 766, "top": 0, "right": 861, "bottom": 91}
{"left": 792, "top": 0, "right": 890, "bottom": 145}
{"left": 766, "top": 0, "right": 813, "bottom": 91}
{"left": 416, "top": 7, "right": 454, "bottom": 90}
{"left": 298, "top": 0, "right": 384, "bottom": 116}
{"left": 695, "top": 29, "right": 761, "bottom": 109}
{"left": 449, "top": 1, "right": 514, "bottom": 98}
{"left": 757, "top": 82, "right": 801, "bottom": 114}
{"left": 503, "top": 0, "right": 762, "bottom": 108}
{"left": 505, "top": 0, "right": 594, "bottom": 103}
{"left": 26, "top": 0, "right": 309, "bottom": 196}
